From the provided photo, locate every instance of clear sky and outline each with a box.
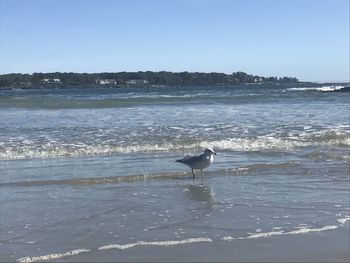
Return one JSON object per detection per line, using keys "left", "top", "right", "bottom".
{"left": 0, "top": 0, "right": 349, "bottom": 82}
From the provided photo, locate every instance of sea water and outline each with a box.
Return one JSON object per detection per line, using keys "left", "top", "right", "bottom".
{"left": 0, "top": 84, "right": 349, "bottom": 261}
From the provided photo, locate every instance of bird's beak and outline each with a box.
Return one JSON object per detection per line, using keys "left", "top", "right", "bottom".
{"left": 213, "top": 152, "right": 217, "bottom": 155}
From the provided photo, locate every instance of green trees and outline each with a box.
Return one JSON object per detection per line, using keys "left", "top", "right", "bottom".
{"left": 0, "top": 71, "right": 299, "bottom": 88}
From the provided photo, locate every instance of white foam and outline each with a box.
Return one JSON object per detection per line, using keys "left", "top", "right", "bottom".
{"left": 17, "top": 249, "right": 90, "bottom": 263}
{"left": 246, "top": 225, "right": 338, "bottom": 239}
{"left": 272, "top": 227, "right": 284, "bottom": 230}
{"left": 201, "top": 138, "right": 302, "bottom": 151}
{"left": 246, "top": 230, "right": 284, "bottom": 239}
{"left": 0, "top": 142, "right": 202, "bottom": 160}
{"left": 2, "top": 128, "right": 349, "bottom": 160}
{"left": 14, "top": 224, "right": 342, "bottom": 263}
{"left": 337, "top": 217, "right": 350, "bottom": 224}
{"left": 286, "top": 225, "right": 338, "bottom": 234}
{"left": 220, "top": 236, "right": 235, "bottom": 241}
{"left": 200, "top": 132, "right": 350, "bottom": 152}
{"left": 287, "top": 85, "right": 344, "bottom": 92}
{"left": 98, "top": 237, "right": 213, "bottom": 251}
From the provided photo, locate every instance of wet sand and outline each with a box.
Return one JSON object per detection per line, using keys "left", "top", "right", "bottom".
{"left": 54, "top": 224, "right": 349, "bottom": 262}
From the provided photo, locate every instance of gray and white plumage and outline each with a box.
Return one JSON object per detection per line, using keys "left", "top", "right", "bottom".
{"left": 176, "top": 148, "right": 216, "bottom": 179}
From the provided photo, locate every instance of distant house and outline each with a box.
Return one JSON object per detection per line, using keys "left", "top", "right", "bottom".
{"left": 95, "top": 79, "right": 117, "bottom": 85}
{"left": 42, "top": 78, "right": 61, "bottom": 84}
{"left": 125, "top": 79, "right": 148, "bottom": 85}
{"left": 253, "top": 77, "right": 263, "bottom": 83}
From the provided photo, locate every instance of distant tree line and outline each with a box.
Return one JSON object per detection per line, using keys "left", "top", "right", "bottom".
{"left": 0, "top": 71, "right": 299, "bottom": 88}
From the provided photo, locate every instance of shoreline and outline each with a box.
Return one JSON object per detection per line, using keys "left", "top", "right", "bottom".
{"left": 0, "top": 82, "right": 348, "bottom": 91}
{"left": 0, "top": 82, "right": 306, "bottom": 90}
{"left": 33, "top": 223, "right": 350, "bottom": 262}
{"left": 61, "top": 224, "right": 350, "bottom": 262}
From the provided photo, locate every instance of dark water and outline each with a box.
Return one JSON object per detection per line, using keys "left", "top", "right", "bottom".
{"left": 0, "top": 84, "right": 349, "bottom": 262}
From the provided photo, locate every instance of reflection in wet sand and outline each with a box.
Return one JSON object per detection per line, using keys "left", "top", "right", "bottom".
{"left": 184, "top": 184, "right": 214, "bottom": 203}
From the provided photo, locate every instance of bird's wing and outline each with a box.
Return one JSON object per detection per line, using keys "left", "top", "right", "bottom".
{"left": 182, "top": 153, "right": 205, "bottom": 164}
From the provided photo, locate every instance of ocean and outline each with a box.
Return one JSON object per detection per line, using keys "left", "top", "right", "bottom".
{"left": 0, "top": 84, "right": 349, "bottom": 262}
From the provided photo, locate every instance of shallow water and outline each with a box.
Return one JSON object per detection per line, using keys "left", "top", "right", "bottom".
{"left": 0, "top": 84, "right": 349, "bottom": 262}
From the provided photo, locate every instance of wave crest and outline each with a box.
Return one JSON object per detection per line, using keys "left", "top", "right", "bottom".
{"left": 1, "top": 130, "right": 348, "bottom": 160}
{"left": 287, "top": 85, "right": 346, "bottom": 92}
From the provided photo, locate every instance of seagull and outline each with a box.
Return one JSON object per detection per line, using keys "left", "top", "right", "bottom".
{"left": 176, "top": 148, "right": 216, "bottom": 180}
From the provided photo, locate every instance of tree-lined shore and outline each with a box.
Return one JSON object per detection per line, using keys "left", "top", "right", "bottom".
{"left": 0, "top": 71, "right": 299, "bottom": 89}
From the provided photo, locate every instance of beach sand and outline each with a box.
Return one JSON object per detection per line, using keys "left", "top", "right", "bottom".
{"left": 53, "top": 224, "right": 349, "bottom": 262}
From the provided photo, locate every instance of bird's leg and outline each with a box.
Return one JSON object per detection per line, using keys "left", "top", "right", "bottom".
{"left": 201, "top": 170, "right": 203, "bottom": 184}
{"left": 192, "top": 169, "right": 195, "bottom": 179}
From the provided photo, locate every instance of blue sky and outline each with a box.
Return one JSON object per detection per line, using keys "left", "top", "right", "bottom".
{"left": 1, "top": 0, "right": 349, "bottom": 82}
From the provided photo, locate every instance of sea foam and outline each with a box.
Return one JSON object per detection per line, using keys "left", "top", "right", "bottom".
{"left": 246, "top": 225, "right": 338, "bottom": 239}
{"left": 337, "top": 217, "right": 350, "bottom": 224}
{"left": 287, "top": 85, "right": 345, "bottom": 92}
{"left": 1, "top": 127, "right": 349, "bottom": 160}
{"left": 16, "top": 225, "right": 340, "bottom": 262}
{"left": 98, "top": 237, "right": 213, "bottom": 251}
{"left": 16, "top": 249, "right": 90, "bottom": 263}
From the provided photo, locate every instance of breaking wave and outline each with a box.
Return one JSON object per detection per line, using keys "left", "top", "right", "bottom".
{"left": 287, "top": 85, "right": 347, "bottom": 92}
{"left": 204, "top": 133, "right": 350, "bottom": 151}
{"left": 1, "top": 130, "right": 349, "bottom": 160}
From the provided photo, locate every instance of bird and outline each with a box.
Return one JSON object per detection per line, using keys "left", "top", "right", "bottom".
{"left": 176, "top": 148, "right": 216, "bottom": 180}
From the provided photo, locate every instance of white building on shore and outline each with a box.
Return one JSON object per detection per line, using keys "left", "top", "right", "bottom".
{"left": 95, "top": 79, "right": 117, "bottom": 85}
{"left": 42, "top": 78, "right": 61, "bottom": 84}
{"left": 126, "top": 79, "right": 148, "bottom": 85}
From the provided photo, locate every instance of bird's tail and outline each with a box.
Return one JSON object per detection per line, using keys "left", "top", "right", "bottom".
{"left": 175, "top": 159, "right": 184, "bottom": 163}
